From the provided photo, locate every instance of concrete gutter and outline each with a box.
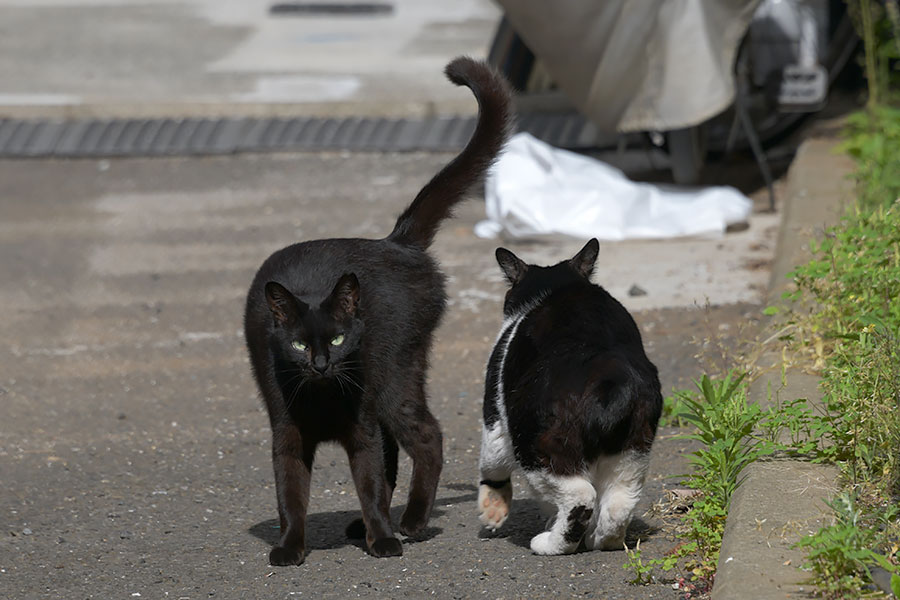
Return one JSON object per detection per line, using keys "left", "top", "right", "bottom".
{"left": 0, "top": 99, "right": 482, "bottom": 121}
{"left": 711, "top": 135, "right": 856, "bottom": 599}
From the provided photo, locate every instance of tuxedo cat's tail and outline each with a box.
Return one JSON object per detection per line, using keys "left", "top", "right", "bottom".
{"left": 388, "top": 57, "right": 513, "bottom": 249}
{"left": 586, "top": 357, "right": 638, "bottom": 441}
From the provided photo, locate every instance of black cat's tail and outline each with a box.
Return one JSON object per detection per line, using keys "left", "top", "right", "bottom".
{"left": 387, "top": 57, "right": 513, "bottom": 249}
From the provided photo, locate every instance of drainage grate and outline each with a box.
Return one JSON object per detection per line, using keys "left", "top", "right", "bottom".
{"left": 0, "top": 113, "right": 596, "bottom": 159}
{"left": 269, "top": 3, "right": 394, "bottom": 16}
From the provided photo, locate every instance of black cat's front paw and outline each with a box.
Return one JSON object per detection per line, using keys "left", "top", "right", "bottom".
{"left": 369, "top": 537, "right": 403, "bottom": 558}
{"left": 269, "top": 545, "right": 305, "bottom": 566}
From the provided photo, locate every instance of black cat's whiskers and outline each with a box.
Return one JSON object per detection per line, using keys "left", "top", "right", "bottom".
{"left": 273, "top": 366, "right": 314, "bottom": 410}
{"left": 274, "top": 366, "right": 308, "bottom": 388}
{"left": 333, "top": 371, "right": 348, "bottom": 396}
{"left": 331, "top": 358, "right": 364, "bottom": 393}
{"left": 284, "top": 376, "right": 307, "bottom": 411}
{"left": 334, "top": 370, "right": 364, "bottom": 394}
{"left": 274, "top": 365, "right": 306, "bottom": 377}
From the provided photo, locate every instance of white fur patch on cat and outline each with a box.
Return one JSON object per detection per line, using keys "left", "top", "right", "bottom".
{"left": 479, "top": 420, "right": 515, "bottom": 483}
{"left": 523, "top": 472, "right": 596, "bottom": 555}
{"left": 584, "top": 451, "right": 650, "bottom": 551}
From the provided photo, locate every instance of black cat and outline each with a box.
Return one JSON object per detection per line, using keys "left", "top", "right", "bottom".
{"left": 244, "top": 57, "right": 511, "bottom": 565}
{"left": 477, "top": 239, "right": 662, "bottom": 554}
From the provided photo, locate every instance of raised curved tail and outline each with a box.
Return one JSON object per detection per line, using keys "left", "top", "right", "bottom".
{"left": 388, "top": 56, "right": 513, "bottom": 249}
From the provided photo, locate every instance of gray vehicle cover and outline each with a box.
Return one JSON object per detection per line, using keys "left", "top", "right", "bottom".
{"left": 497, "top": 0, "right": 762, "bottom": 132}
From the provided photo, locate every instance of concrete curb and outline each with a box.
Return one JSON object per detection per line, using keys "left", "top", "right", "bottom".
{"left": 711, "top": 135, "right": 855, "bottom": 599}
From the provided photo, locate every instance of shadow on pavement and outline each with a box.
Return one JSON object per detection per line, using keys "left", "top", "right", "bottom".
{"left": 248, "top": 491, "right": 480, "bottom": 551}
{"left": 477, "top": 499, "right": 660, "bottom": 553}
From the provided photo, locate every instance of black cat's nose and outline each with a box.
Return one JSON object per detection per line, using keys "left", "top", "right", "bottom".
{"left": 313, "top": 355, "right": 328, "bottom": 374}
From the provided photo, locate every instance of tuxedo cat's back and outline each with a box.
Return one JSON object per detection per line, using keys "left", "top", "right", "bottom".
{"left": 501, "top": 282, "right": 660, "bottom": 469}
{"left": 511, "top": 283, "right": 645, "bottom": 355}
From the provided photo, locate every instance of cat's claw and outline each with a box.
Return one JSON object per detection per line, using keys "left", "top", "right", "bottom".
{"left": 269, "top": 545, "right": 305, "bottom": 566}
{"left": 478, "top": 482, "right": 512, "bottom": 531}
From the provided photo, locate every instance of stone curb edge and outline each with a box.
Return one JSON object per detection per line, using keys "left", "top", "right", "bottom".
{"left": 710, "top": 135, "right": 855, "bottom": 599}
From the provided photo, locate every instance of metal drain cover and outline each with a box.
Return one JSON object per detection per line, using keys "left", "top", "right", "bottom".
{"left": 269, "top": 3, "right": 394, "bottom": 16}
{"left": 0, "top": 113, "right": 596, "bottom": 158}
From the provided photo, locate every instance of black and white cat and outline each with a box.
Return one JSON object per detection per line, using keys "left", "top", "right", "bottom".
{"left": 244, "top": 57, "right": 511, "bottom": 565}
{"left": 477, "top": 239, "right": 662, "bottom": 555}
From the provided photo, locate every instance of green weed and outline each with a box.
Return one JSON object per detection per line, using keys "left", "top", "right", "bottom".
{"left": 794, "top": 492, "right": 899, "bottom": 599}
{"left": 626, "top": 374, "right": 768, "bottom": 594}
{"left": 846, "top": 0, "right": 900, "bottom": 108}
{"left": 777, "top": 198, "right": 900, "bottom": 596}
{"left": 773, "top": 100, "right": 900, "bottom": 594}
{"left": 622, "top": 540, "right": 654, "bottom": 586}
{"left": 840, "top": 107, "right": 900, "bottom": 211}
{"left": 659, "top": 391, "right": 690, "bottom": 428}
{"left": 677, "top": 373, "right": 772, "bottom": 507}
{"left": 785, "top": 203, "right": 900, "bottom": 494}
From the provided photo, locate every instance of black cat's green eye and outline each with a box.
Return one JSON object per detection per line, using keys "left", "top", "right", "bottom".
{"left": 291, "top": 341, "right": 307, "bottom": 352}
{"left": 330, "top": 334, "right": 345, "bottom": 346}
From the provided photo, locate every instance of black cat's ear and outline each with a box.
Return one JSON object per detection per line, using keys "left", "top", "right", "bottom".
{"left": 327, "top": 273, "right": 360, "bottom": 318}
{"left": 265, "top": 282, "right": 307, "bottom": 325}
{"left": 569, "top": 238, "right": 599, "bottom": 279}
{"left": 495, "top": 247, "right": 528, "bottom": 286}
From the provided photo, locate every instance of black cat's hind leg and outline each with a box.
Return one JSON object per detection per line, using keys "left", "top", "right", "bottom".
{"left": 393, "top": 404, "right": 443, "bottom": 537}
{"left": 524, "top": 471, "right": 596, "bottom": 555}
{"left": 269, "top": 424, "right": 316, "bottom": 566}
{"left": 346, "top": 428, "right": 399, "bottom": 539}
{"left": 344, "top": 423, "right": 402, "bottom": 557}
{"left": 477, "top": 417, "right": 514, "bottom": 531}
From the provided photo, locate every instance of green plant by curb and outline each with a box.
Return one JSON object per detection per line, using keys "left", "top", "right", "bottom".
{"left": 794, "top": 492, "right": 900, "bottom": 599}
{"left": 778, "top": 196, "right": 900, "bottom": 597}
{"left": 778, "top": 5, "right": 900, "bottom": 591}
{"left": 623, "top": 373, "right": 770, "bottom": 596}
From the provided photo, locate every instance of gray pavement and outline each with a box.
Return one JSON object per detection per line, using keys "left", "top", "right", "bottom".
{"left": 0, "top": 0, "right": 500, "bottom": 119}
{"left": 0, "top": 1, "right": 855, "bottom": 598}
{"left": 0, "top": 150, "right": 780, "bottom": 599}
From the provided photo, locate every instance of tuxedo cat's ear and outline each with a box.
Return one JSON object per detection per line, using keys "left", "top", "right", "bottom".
{"left": 496, "top": 247, "right": 528, "bottom": 286}
{"left": 569, "top": 238, "right": 599, "bottom": 279}
{"left": 265, "top": 282, "right": 307, "bottom": 325}
{"left": 327, "top": 273, "right": 360, "bottom": 318}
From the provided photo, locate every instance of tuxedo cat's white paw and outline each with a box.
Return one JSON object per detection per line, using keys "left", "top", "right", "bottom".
{"left": 478, "top": 482, "right": 512, "bottom": 530}
{"left": 529, "top": 531, "right": 577, "bottom": 555}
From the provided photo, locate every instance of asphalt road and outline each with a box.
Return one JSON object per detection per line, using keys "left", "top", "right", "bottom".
{"left": 0, "top": 152, "right": 776, "bottom": 599}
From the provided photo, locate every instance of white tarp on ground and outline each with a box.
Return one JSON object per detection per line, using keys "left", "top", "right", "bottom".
{"left": 475, "top": 133, "right": 753, "bottom": 241}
